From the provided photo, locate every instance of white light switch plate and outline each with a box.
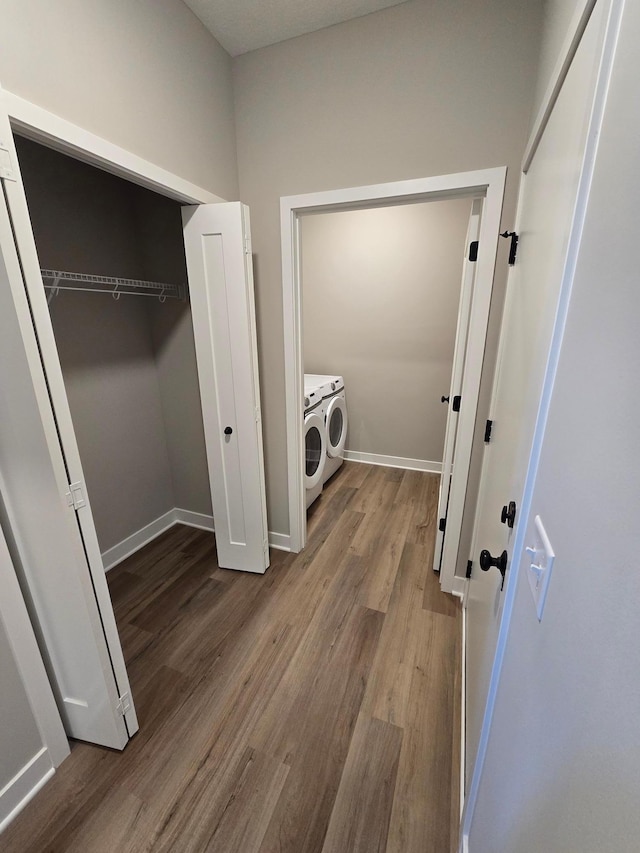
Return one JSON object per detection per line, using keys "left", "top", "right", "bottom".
{"left": 525, "top": 515, "right": 555, "bottom": 620}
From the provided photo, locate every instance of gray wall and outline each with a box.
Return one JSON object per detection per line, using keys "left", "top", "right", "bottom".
{"left": 50, "top": 295, "right": 175, "bottom": 552}
{"left": 0, "top": 0, "right": 238, "bottom": 200}
{"left": 16, "top": 136, "right": 211, "bottom": 552}
{"left": 149, "top": 302, "right": 212, "bottom": 517}
{"left": 302, "top": 199, "right": 471, "bottom": 463}
{"left": 469, "top": 1, "right": 640, "bottom": 849}
{"left": 233, "top": 0, "right": 544, "bottom": 533}
{"left": 134, "top": 190, "right": 212, "bottom": 517}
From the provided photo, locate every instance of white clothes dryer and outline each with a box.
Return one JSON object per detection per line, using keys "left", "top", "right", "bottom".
{"left": 303, "top": 387, "right": 326, "bottom": 508}
{"left": 305, "top": 374, "right": 348, "bottom": 484}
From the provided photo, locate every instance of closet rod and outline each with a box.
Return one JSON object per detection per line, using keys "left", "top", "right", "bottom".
{"left": 41, "top": 269, "right": 185, "bottom": 303}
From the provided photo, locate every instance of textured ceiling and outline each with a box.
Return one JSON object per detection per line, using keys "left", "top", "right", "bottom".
{"left": 183, "top": 0, "right": 410, "bottom": 56}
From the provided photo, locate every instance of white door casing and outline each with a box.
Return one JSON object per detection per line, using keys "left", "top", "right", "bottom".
{"left": 462, "top": 0, "right": 615, "bottom": 817}
{"left": 182, "top": 203, "right": 270, "bottom": 574}
{"left": 433, "top": 199, "right": 482, "bottom": 576}
{"left": 0, "top": 167, "right": 133, "bottom": 749}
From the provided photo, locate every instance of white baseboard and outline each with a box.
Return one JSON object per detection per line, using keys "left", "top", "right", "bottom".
{"left": 102, "top": 509, "right": 176, "bottom": 572}
{"left": 102, "top": 509, "right": 177, "bottom": 571}
{"left": 0, "top": 747, "right": 54, "bottom": 833}
{"left": 343, "top": 449, "right": 442, "bottom": 474}
{"left": 268, "top": 531, "right": 291, "bottom": 552}
{"left": 173, "top": 508, "right": 214, "bottom": 532}
{"left": 102, "top": 509, "right": 291, "bottom": 570}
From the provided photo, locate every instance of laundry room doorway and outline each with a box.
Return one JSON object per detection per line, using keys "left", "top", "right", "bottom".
{"left": 281, "top": 169, "right": 506, "bottom": 596}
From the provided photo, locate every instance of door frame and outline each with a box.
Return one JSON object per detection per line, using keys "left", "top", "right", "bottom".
{"left": 0, "top": 88, "right": 227, "bottom": 743}
{"left": 459, "top": 0, "right": 622, "bottom": 844}
{"left": 281, "top": 168, "right": 506, "bottom": 597}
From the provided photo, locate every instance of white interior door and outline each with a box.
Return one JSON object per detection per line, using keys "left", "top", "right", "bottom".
{"left": 0, "top": 170, "right": 134, "bottom": 750}
{"left": 182, "top": 202, "right": 269, "bottom": 574}
{"left": 464, "top": 0, "right": 611, "bottom": 791}
{"left": 433, "top": 198, "right": 482, "bottom": 575}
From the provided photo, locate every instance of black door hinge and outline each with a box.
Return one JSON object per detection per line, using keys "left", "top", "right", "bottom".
{"left": 500, "top": 230, "right": 519, "bottom": 265}
{"left": 484, "top": 419, "right": 493, "bottom": 443}
{"left": 452, "top": 395, "right": 461, "bottom": 412}
{"left": 466, "top": 560, "right": 473, "bottom": 579}
{"left": 439, "top": 518, "right": 446, "bottom": 533}
{"left": 468, "top": 240, "right": 479, "bottom": 262}
{"left": 501, "top": 500, "right": 517, "bottom": 529}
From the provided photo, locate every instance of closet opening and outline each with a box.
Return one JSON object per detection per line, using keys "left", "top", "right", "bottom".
{"left": 0, "top": 96, "right": 267, "bottom": 752}
{"left": 4, "top": 134, "right": 225, "bottom": 747}
{"left": 14, "top": 135, "right": 215, "bottom": 570}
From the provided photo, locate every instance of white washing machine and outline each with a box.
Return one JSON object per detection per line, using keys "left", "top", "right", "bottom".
{"left": 305, "top": 374, "right": 348, "bottom": 484}
{"left": 303, "top": 384, "right": 326, "bottom": 508}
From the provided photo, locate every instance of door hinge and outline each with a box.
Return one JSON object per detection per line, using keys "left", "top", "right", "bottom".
{"left": 468, "top": 240, "right": 479, "bottom": 262}
{"left": 466, "top": 560, "right": 473, "bottom": 579}
{"left": 439, "top": 518, "right": 446, "bottom": 533}
{"left": 66, "top": 481, "right": 86, "bottom": 511}
{"left": 484, "top": 419, "right": 493, "bottom": 443}
{"left": 0, "top": 140, "right": 16, "bottom": 182}
{"left": 116, "top": 691, "right": 131, "bottom": 716}
{"left": 255, "top": 406, "right": 261, "bottom": 423}
{"left": 452, "top": 395, "right": 461, "bottom": 413}
{"left": 244, "top": 235, "right": 252, "bottom": 256}
{"left": 500, "top": 230, "right": 519, "bottom": 265}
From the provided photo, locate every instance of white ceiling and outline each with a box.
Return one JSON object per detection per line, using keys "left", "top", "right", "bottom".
{"left": 183, "top": 0, "right": 410, "bottom": 57}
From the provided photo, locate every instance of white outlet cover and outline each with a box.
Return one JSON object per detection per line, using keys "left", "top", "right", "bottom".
{"left": 525, "top": 515, "right": 555, "bottom": 621}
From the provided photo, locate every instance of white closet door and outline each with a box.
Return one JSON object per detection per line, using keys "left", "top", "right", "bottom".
{"left": 183, "top": 203, "right": 269, "bottom": 574}
{"left": 0, "top": 172, "right": 134, "bottom": 750}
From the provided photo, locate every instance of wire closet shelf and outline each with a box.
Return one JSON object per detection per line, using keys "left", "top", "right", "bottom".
{"left": 41, "top": 269, "right": 186, "bottom": 304}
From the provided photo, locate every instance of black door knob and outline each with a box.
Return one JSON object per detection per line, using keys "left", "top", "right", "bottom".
{"left": 441, "top": 395, "right": 450, "bottom": 403}
{"left": 501, "top": 500, "right": 517, "bottom": 528}
{"left": 479, "top": 549, "right": 508, "bottom": 589}
{"left": 224, "top": 426, "right": 233, "bottom": 435}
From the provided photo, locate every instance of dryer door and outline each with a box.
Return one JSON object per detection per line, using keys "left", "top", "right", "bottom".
{"left": 304, "top": 411, "right": 326, "bottom": 488}
{"left": 325, "top": 395, "right": 347, "bottom": 458}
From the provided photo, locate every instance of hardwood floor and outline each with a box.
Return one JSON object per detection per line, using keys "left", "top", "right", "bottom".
{"left": 3, "top": 462, "right": 462, "bottom": 853}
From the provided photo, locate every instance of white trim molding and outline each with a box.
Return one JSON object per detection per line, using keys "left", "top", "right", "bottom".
{"left": 343, "top": 450, "right": 442, "bottom": 473}
{"left": 102, "top": 509, "right": 179, "bottom": 571}
{"left": 1, "top": 90, "right": 221, "bottom": 205}
{"left": 102, "top": 510, "right": 292, "bottom": 571}
{"left": 0, "top": 748, "right": 54, "bottom": 833}
{"left": 173, "top": 508, "right": 215, "bottom": 532}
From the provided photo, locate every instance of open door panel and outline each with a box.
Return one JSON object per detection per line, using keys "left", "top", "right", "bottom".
{"left": 182, "top": 202, "right": 269, "bottom": 574}
{"left": 0, "top": 161, "right": 134, "bottom": 750}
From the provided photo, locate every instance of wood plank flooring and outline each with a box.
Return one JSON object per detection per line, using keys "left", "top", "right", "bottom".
{"left": 2, "top": 462, "right": 462, "bottom": 853}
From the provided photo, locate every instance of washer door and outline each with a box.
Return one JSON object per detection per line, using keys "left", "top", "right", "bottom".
{"left": 325, "top": 394, "right": 347, "bottom": 458}
{"left": 304, "top": 410, "right": 326, "bottom": 488}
